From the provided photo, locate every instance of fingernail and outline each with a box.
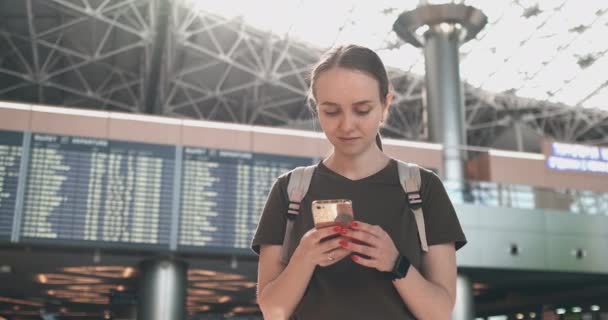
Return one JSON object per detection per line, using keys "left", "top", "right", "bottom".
{"left": 350, "top": 221, "right": 359, "bottom": 228}
{"left": 333, "top": 226, "right": 342, "bottom": 232}
{"left": 339, "top": 240, "right": 348, "bottom": 247}
{"left": 351, "top": 255, "right": 358, "bottom": 261}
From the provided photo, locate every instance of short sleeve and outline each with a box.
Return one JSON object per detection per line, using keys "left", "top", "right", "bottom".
{"left": 250, "top": 173, "right": 290, "bottom": 255}
{"left": 419, "top": 169, "right": 467, "bottom": 250}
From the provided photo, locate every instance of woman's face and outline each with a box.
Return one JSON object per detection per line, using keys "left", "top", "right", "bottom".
{"left": 314, "top": 67, "right": 390, "bottom": 157}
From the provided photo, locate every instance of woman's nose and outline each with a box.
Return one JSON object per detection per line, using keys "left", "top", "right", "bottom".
{"left": 339, "top": 113, "right": 355, "bottom": 131}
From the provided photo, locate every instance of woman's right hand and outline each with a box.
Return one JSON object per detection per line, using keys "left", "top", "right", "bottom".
{"left": 292, "top": 225, "right": 351, "bottom": 268}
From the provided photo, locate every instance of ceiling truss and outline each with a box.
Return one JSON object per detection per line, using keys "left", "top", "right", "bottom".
{"left": 1, "top": 0, "right": 607, "bottom": 148}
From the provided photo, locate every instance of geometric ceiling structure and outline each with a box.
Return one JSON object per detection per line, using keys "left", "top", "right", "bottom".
{"left": 1, "top": 0, "right": 607, "bottom": 148}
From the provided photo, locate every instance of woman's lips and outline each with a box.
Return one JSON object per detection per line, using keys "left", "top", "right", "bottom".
{"left": 338, "top": 137, "right": 361, "bottom": 142}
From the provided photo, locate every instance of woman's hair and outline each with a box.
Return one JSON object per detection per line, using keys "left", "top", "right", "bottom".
{"left": 308, "top": 44, "right": 390, "bottom": 150}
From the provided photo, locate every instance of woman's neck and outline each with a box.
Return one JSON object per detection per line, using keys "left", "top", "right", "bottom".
{"left": 323, "top": 146, "right": 390, "bottom": 180}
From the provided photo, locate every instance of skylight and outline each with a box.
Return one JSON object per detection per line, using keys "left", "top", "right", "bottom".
{"left": 187, "top": 0, "right": 608, "bottom": 112}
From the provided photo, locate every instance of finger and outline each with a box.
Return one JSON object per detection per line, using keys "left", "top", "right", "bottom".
{"left": 326, "top": 248, "right": 351, "bottom": 263}
{"left": 312, "top": 225, "right": 343, "bottom": 243}
{"left": 350, "top": 254, "right": 376, "bottom": 269}
{"left": 340, "top": 239, "right": 378, "bottom": 259}
{"left": 340, "top": 229, "right": 381, "bottom": 248}
{"left": 319, "top": 236, "right": 346, "bottom": 253}
{"left": 349, "top": 221, "right": 384, "bottom": 238}
{"left": 318, "top": 248, "right": 351, "bottom": 267}
{"left": 330, "top": 247, "right": 351, "bottom": 258}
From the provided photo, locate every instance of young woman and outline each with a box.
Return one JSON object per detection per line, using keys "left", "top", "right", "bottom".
{"left": 251, "top": 44, "right": 466, "bottom": 320}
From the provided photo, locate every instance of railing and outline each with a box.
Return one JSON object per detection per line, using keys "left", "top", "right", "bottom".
{"left": 446, "top": 181, "right": 608, "bottom": 216}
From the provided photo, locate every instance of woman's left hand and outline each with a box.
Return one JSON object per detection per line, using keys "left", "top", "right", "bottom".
{"left": 339, "top": 220, "right": 399, "bottom": 272}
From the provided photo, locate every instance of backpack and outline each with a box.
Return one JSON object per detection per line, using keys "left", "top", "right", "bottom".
{"left": 280, "top": 159, "right": 429, "bottom": 263}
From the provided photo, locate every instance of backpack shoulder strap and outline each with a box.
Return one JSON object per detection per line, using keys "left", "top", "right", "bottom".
{"left": 280, "top": 164, "right": 316, "bottom": 264}
{"left": 395, "top": 159, "right": 429, "bottom": 252}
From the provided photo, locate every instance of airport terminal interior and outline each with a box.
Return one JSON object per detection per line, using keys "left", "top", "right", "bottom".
{"left": 0, "top": 0, "right": 608, "bottom": 319}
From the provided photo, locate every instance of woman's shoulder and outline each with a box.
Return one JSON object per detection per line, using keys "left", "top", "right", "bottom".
{"left": 389, "top": 158, "right": 438, "bottom": 178}
{"left": 389, "top": 158, "right": 443, "bottom": 189}
{"left": 275, "top": 163, "right": 321, "bottom": 189}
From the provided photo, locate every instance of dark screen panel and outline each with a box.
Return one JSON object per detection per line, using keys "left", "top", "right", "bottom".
{"left": 179, "top": 147, "right": 312, "bottom": 249}
{"left": 21, "top": 133, "right": 175, "bottom": 246}
{"left": 0, "top": 130, "right": 23, "bottom": 240}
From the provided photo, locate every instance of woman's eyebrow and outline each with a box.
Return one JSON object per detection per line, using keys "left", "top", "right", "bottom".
{"left": 318, "top": 101, "right": 340, "bottom": 107}
{"left": 352, "top": 100, "right": 373, "bottom": 107}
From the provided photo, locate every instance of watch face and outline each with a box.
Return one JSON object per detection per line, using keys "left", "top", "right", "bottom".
{"left": 394, "top": 256, "right": 410, "bottom": 278}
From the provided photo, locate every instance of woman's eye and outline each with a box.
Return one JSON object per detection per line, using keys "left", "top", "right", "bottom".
{"left": 355, "top": 110, "right": 371, "bottom": 116}
{"left": 323, "top": 111, "right": 340, "bottom": 116}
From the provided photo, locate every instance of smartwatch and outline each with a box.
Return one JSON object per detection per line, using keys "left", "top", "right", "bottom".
{"left": 387, "top": 255, "right": 411, "bottom": 281}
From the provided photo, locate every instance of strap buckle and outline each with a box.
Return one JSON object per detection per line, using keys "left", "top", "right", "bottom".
{"left": 406, "top": 191, "right": 423, "bottom": 210}
{"left": 287, "top": 201, "right": 300, "bottom": 220}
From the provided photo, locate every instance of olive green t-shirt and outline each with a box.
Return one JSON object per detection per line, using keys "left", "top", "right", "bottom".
{"left": 251, "top": 159, "right": 466, "bottom": 320}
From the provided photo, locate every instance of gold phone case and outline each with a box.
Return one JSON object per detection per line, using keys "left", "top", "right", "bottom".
{"left": 311, "top": 199, "right": 354, "bottom": 228}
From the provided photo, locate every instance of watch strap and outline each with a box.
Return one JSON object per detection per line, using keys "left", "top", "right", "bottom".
{"left": 388, "top": 255, "right": 411, "bottom": 281}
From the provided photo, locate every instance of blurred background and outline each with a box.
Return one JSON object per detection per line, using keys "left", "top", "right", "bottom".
{"left": 0, "top": 0, "right": 607, "bottom": 319}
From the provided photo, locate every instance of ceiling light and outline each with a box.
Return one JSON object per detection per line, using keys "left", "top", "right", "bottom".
{"left": 530, "top": 312, "right": 536, "bottom": 318}
{"left": 122, "top": 267, "right": 135, "bottom": 278}
{"left": 591, "top": 305, "right": 600, "bottom": 311}
{"left": 37, "top": 274, "right": 48, "bottom": 283}
{"left": 0, "top": 265, "right": 11, "bottom": 273}
{"left": 473, "top": 282, "right": 489, "bottom": 290}
{"left": 516, "top": 313, "right": 524, "bottom": 319}
{"left": 188, "top": 305, "right": 211, "bottom": 312}
{"left": 0, "top": 297, "right": 44, "bottom": 307}
{"left": 233, "top": 306, "right": 259, "bottom": 314}
{"left": 556, "top": 308, "right": 566, "bottom": 315}
{"left": 63, "top": 266, "right": 135, "bottom": 279}
{"left": 188, "top": 289, "right": 215, "bottom": 296}
{"left": 39, "top": 274, "right": 102, "bottom": 285}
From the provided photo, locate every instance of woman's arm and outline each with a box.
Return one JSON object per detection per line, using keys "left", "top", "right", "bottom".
{"left": 344, "top": 222, "right": 458, "bottom": 320}
{"left": 256, "top": 245, "right": 314, "bottom": 320}
{"left": 257, "top": 227, "right": 350, "bottom": 320}
{"left": 392, "top": 243, "right": 457, "bottom": 320}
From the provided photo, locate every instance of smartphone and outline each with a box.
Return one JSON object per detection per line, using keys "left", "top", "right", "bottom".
{"left": 311, "top": 199, "right": 354, "bottom": 229}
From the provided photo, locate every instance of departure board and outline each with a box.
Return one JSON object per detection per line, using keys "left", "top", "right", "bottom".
{"left": 21, "top": 133, "right": 175, "bottom": 246}
{"left": 0, "top": 130, "right": 23, "bottom": 240}
{"left": 179, "top": 147, "right": 313, "bottom": 249}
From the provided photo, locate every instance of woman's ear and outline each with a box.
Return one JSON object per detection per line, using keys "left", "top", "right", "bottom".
{"left": 382, "top": 92, "right": 394, "bottom": 122}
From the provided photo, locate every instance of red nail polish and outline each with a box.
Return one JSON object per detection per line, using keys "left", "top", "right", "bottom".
{"left": 351, "top": 255, "right": 358, "bottom": 261}
{"left": 339, "top": 240, "right": 348, "bottom": 247}
{"left": 351, "top": 221, "right": 359, "bottom": 228}
{"left": 333, "top": 226, "right": 342, "bottom": 232}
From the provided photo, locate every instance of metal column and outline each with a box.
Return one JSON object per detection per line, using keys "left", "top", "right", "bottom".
{"left": 393, "top": 3, "right": 487, "bottom": 198}
{"left": 137, "top": 259, "right": 188, "bottom": 320}
{"left": 452, "top": 274, "right": 474, "bottom": 320}
{"left": 424, "top": 23, "right": 467, "bottom": 189}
